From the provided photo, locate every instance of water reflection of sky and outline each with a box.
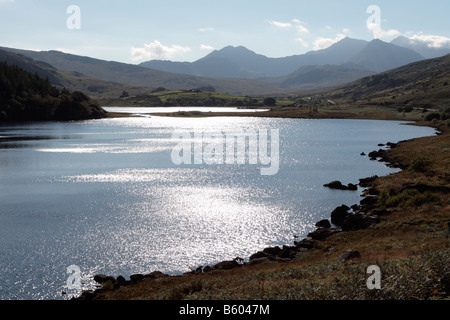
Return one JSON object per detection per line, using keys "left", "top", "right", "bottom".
{"left": 103, "top": 106, "right": 270, "bottom": 115}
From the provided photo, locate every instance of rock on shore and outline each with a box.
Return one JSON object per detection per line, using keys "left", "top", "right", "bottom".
{"left": 323, "top": 181, "right": 358, "bottom": 191}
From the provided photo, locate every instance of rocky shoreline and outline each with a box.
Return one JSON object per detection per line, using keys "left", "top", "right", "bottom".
{"left": 75, "top": 139, "right": 415, "bottom": 300}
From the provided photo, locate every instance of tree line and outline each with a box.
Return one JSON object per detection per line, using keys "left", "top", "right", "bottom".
{"left": 0, "top": 61, "right": 106, "bottom": 122}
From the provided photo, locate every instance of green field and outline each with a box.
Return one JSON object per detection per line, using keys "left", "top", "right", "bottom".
{"left": 99, "top": 89, "right": 294, "bottom": 108}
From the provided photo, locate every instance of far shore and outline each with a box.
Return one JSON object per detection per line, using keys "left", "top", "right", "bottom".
{"left": 105, "top": 103, "right": 436, "bottom": 123}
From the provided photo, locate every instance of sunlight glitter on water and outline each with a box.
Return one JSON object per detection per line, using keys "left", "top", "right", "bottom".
{"left": 103, "top": 106, "right": 270, "bottom": 114}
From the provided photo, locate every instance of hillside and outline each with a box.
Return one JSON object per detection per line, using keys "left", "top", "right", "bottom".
{"left": 0, "top": 47, "right": 286, "bottom": 97}
{"left": 266, "top": 64, "right": 374, "bottom": 89}
{"left": 0, "top": 61, "right": 106, "bottom": 122}
{"left": 318, "top": 53, "right": 450, "bottom": 110}
{"left": 0, "top": 49, "right": 143, "bottom": 100}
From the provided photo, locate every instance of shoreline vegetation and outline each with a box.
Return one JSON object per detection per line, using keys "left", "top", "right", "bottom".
{"left": 77, "top": 106, "right": 450, "bottom": 301}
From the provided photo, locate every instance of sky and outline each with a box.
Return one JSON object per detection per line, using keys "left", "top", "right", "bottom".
{"left": 1, "top": 0, "right": 450, "bottom": 64}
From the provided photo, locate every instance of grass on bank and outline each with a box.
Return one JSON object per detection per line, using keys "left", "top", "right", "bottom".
{"left": 100, "top": 89, "right": 294, "bottom": 108}
{"left": 92, "top": 248, "right": 449, "bottom": 300}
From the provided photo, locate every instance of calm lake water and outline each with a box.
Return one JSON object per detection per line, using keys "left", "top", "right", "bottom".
{"left": 0, "top": 115, "right": 436, "bottom": 300}
{"left": 103, "top": 106, "right": 270, "bottom": 115}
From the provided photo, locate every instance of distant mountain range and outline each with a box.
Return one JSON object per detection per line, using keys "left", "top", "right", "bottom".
{"left": 139, "top": 37, "right": 444, "bottom": 89}
{"left": 0, "top": 47, "right": 284, "bottom": 97}
{"left": 1, "top": 36, "right": 449, "bottom": 97}
{"left": 140, "top": 38, "right": 369, "bottom": 78}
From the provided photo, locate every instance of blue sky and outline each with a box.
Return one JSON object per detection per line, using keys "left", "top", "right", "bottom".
{"left": 1, "top": 0, "right": 450, "bottom": 63}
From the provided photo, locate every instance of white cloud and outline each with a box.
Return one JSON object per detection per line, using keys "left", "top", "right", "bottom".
{"left": 377, "top": 28, "right": 402, "bottom": 39}
{"left": 313, "top": 33, "right": 346, "bottom": 50}
{"left": 200, "top": 44, "right": 215, "bottom": 51}
{"left": 130, "top": 40, "right": 191, "bottom": 62}
{"left": 0, "top": 0, "right": 15, "bottom": 4}
{"left": 296, "top": 24, "right": 310, "bottom": 35}
{"left": 268, "top": 20, "right": 292, "bottom": 28}
{"left": 409, "top": 34, "right": 450, "bottom": 49}
{"left": 268, "top": 19, "right": 309, "bottom": 34}
{"left": 198, "top": 27, "right": 215, "bottom": 32}
{"left": 55, "top": 48, "right": 78, "bottom": 55}
{"left": 295, "top": 37, "right": 310, "bottom": 48}
{"left": 367, "top": 20, "right": 401, "bottom": 40}
{"left": 368, "top": 24, "right": 401, "bottom": 40}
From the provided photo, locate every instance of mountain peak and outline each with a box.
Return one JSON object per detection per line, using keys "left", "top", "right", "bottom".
{"left": 347, "top": 38, "right": 425, "bottom": 72}
{"left": 337, "top": 37, "right": 363, "bottom": 44}
{"left": 392, "top": 35, "right": 410, "bottom": 42}
{"left": 202, "top": 45, "right": 265, "bottom": 62}
{"left": 368, "top": 38, "right": 387, "bottom": 45}
{"left": 212, "top": 45, "right": 258, "bottom": 56}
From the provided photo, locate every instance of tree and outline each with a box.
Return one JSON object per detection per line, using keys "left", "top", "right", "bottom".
{"left": 263, "top": 97, "right": 277, "bottom": 106}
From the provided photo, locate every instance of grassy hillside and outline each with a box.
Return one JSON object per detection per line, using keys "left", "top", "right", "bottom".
{"left": 0, "top": 49, "right": 148, "bottom": 100}
{"left": 317, "top": 54, "right": 450, "bottom": 110}
{"left": 100, "top": 89, "right": 294, "bottom": 108}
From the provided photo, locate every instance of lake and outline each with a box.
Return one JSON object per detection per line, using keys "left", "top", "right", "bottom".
{"left": 0, "top": 115, "right": 436, "bottom": 300}
{"left": 103, "top": 106, "right": 270, "bottom": 116}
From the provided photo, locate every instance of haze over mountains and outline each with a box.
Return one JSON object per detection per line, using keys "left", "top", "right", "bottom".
{"left": 1, "top": 36, "right": 449, "bottom": 97}
{"left": 391, "top": 36, "right": 450, "bottom": 59}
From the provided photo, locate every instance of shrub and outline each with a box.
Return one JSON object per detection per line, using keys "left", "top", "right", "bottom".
{"left": 441, "top": 107, "right": 450, "bottom": 120}
{"left": 425, "top": 113, "right": 441, "bottom": 121}
{"left": 404, "top": 191, "right": 441, "bottom": 207}
{"left": 378, "top": 189, "right": 440, "bottom": 208}
{"left": 409, "top": 156, "right": 431, "bottom": 173}
{"left": 403, "top": 106, "right": 414, "bottom": 113}
{"left": 263, "top": 97, "right": 277, "bottom": 106}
